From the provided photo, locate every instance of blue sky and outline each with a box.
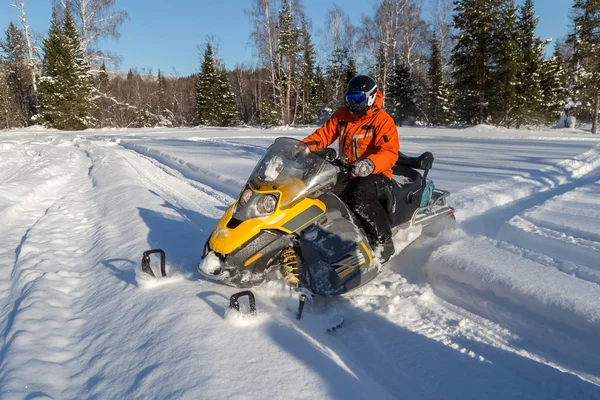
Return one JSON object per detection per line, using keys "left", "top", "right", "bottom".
{"left": 0, "top": 0, "right": 574, "bottom": 76}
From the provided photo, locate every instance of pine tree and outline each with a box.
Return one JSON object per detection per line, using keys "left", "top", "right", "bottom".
{"left": 427, "top": 34, "right": 452, "bottom": 125}
{"left": 388, "top": 64, "right": 418, "bottom": 125}
{"left": 0, "top": 64, "right": 11, "bottom": 129}
{"left": 325, "top": 47, "right": 356, "bottom": 110}
{"left": 570, "top": 0, "right": 600, "bottom": 134}
{"left": 451, "top": 0, "right": 518, "bottom": 125}
{"left": 540, "top": 51, "right": 570, "bottom": 123}
{"left": 259, "top": 96, "right": 279, "bottom": 125}
{"left": 157, "top": 69, "right": 167, "bottom": 114}
{"left": 488, "top": 0, "right": 520, "bottom": 127}
{"left": 298, "top": 17, "right": 317, "bottom": 124}
{"left": 37, "top": 9, "right": 96, "bottom": 130}
{"left": 513, "top": 0, "right": 546, "bottom": 127}
{"left": 217, "top": 69, "right": 239, "bottom": 126}
{"left": 194, "top": 43, "right": 219, "bottom": 125}
{"left": 194, "top": 42, "right": 239, "bottom": 127}
{"left": 0, "top": 21, "right": 36, "bottom": 127}
{"left": 312, "top": 66, "right": 329, "bottom": 123}
{"left": 452, "top": 0, "right": 490, "bottom": 124}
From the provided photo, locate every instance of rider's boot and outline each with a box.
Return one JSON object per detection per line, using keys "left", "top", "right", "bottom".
{"left": 378, "top": 240, "right": 395, "bottom": 265}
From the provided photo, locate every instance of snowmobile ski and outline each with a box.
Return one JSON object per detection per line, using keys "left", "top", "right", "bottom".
{"left": 141, "top": 249, "right": 167, "bottom": 278}
{"left": 326, "top": 316, "right": 345, "bottom": 334}
{"left": 229, "top": 290, "right": 257, "bottom": 314}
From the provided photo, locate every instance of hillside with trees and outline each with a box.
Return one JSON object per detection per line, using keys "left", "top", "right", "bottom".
{"left": 0, "top": 0, "right": 598, "bottom": 133}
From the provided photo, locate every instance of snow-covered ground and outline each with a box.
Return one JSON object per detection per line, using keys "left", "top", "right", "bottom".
{"left": 1, "top": 125, "right": 600, "bottom": 399}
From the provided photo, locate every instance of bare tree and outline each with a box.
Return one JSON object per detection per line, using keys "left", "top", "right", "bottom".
{"left": 246, "top": 0, "right": 280, "bottom": 111}
{"left": 363, "top": 0, "right": 429, "bottom": 104}
{"left": 319, "top": 5, "right": 358, "bottom": 64}
{"left": 10, "top": 0, "right": 39, "bottom": 92}
{"left": 55, "top": 0, "right": 129, "bottom": 64}
{"left": 428, "top": 0, "right": 454, "bottom": 63}
{"left": 397, "top": 0, "right": 429, "bottom": 74}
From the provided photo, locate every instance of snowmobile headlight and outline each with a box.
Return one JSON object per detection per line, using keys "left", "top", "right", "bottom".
{"left": 256, "top": 194, "right": 277, "bottom": 215}
{"left": 238, "top": 188, "right": 253, "bottom": 210}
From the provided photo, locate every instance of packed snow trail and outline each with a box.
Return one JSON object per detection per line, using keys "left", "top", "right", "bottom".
{"left": 0, "top": 137, "right": 95, "bottom": 398}
{"left": 1, "top": 127, "right": 600, "bottom": 399}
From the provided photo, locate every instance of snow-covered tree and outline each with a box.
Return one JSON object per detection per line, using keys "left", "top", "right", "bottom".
{"left": 57, "top": 0, "right": 129, "bottom": 64}
{"left": 513, "top": 0, "right": 546, "bottom": 127}
{"left": 488, "top": 0, "right": 520, "bottom": 127}
{"left": 0, "top": 64, "right": 11, "bottom": 129}
{"left": 570, "top": 0, "right": 600, "bottom": 134}
{"left": 194, "top": 42, "right": 238, "bottom": 127}
{"left": 0, "top": 21, "right": 36, "bottom": 127}
{"left": 540, "top": 51, "right": 570, "bottom": 123}
{"left": 217, "top": 70, "right": 239, "bottom": 127}
{"left": 259, "top": 95, "right": 279, "bottom": 125}
{"left": 312, "top": 65, "right": 329, "bottom": 123}
{"left": 194, "top": 43, "right": 219, "bottom": 125}
{"left": 426, "top": 33, "right": 452, "bottom": 125}
{"left": 297, "top": 17, "right": 318, "bottom": 124}
{"left": 451, "top": 0, "right": 522, "bottom": 126}
{"left": 388, "top": 63, "right": 418, "bottom": 125}
{"left": 37, "top": 9, "right": 96, "bottom": 130}
{"left": 325, "top": 47, "right": 356, "bottom": 110}
{"left": 451, "top": 0, "right": 492, "bottom": 124}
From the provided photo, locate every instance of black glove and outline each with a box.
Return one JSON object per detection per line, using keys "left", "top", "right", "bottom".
{"left": 290, "top": 143, "right": 309, "bottom": 159}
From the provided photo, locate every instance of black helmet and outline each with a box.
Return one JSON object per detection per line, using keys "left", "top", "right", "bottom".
{"left": 345, "top": 75, "right": 378, "bottom": 115}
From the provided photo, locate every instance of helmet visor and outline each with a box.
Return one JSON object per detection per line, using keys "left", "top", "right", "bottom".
{"left": 345, "top": 90, "right": 367, "bottom": 105}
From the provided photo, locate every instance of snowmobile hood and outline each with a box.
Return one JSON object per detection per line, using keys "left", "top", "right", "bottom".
{"left": 209, "top": 196, "right": 326, "bottom": 256}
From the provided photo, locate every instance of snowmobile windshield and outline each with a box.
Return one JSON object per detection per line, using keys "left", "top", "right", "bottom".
{"left": 248, "top": 138, "right": 338, "bottom": 208}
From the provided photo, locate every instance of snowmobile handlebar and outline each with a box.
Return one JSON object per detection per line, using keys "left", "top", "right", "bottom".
{"left": 331, "top": 157, "right": 353, "bottom": 171}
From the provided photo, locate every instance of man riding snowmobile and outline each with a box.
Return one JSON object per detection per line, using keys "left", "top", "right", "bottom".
{"left": 194, "top": 79, "right": 455, "bottom": 297}
{"left": 300, "top": 75, "right": 398, "bottom": 265}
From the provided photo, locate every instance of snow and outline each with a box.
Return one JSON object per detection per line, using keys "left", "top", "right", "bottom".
{"left": 1, "top": 125, "right": 600, "bottom": 399}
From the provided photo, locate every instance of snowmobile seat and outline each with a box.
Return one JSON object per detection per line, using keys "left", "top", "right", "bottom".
{"left": 390, "top": 165, "right": 423, "bottom": 225}
{"left": 395, "top": 151, "right": 434, "bottom": 171}
{"left": 393, "top": 151, "right": 434, "bottom": 209}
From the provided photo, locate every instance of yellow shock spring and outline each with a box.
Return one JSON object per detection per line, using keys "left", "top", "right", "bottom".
{"left": 282, "top": 248, "right": 299, "bottom": 286}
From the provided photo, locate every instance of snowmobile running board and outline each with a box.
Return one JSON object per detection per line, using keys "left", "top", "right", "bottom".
{"left": 230, "top": 291, "right": 257, "bottom": 314}
{"left": 141, "top": 249, "right": 167, "bottom": 278}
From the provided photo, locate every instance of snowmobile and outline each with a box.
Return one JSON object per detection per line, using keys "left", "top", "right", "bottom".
{"left": 196, "top": 137, "right": 455, "bottom": 301}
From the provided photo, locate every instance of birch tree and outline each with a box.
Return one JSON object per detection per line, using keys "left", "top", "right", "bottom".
{"left": 55, "top": 0, "right": 129, "bottom": 64}
{"left": 10, "top": 0, "right": 39, "bottom": 92}
{"left": 363, "top": 0, "right": 428, "bottom": 105}
{"left": 247, "top": 0, "right": 280, "bottom": 120}
{"left": 429, "top": 0, "right": 454, "bottom": 62}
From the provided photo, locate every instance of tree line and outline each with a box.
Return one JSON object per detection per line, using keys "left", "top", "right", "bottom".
{"left": 0, "top": 0, "right": 599, "bottom": 133}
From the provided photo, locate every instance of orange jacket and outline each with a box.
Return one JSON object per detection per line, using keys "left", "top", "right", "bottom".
{"left": 302, "top": 90, "right": 399, "bottom": 179}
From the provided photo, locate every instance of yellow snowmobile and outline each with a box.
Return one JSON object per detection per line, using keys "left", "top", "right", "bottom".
{"left": 197, "top": 137, "right": 454, "bottom": 297}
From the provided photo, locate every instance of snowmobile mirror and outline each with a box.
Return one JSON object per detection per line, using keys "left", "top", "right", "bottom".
{"left": 141, "top": 249, "right": 167, "bottom": 278}
{"left": 229, "top": 291, "right": 257, "bottom": 314}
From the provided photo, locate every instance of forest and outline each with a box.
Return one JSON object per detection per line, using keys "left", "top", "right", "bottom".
{"left": 0, "top": 0, "right": 599, "bottom": 133}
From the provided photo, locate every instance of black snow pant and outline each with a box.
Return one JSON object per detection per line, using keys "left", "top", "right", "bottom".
{"left": 338, "top": 174, "right": 393, "bottom": 247}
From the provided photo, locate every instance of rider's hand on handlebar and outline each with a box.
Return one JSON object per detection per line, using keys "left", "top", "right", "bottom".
{"left": 290, "top": 143, "right": 310, "bottom": 159}
{"left": 351, "top": 159, "right": 375, "bottom": 177}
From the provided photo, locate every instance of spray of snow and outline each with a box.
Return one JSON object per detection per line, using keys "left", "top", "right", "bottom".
{"left": 198, "top": 252, "right": 224, "bottom": 275}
